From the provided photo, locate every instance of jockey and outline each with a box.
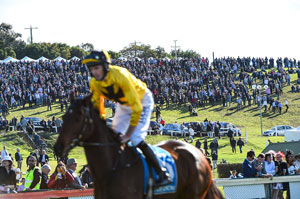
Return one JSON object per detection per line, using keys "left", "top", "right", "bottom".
{"left": 82, "top": 50, "right": 171, "bottom": 187}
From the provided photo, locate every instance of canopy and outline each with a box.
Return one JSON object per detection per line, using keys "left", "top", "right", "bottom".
{"left": 37, "top": 56, "right": 49, "bottom": 61}
{"left": 54, "top": 56, "right": 67, "bottom": 62}
{"left": 0, "top": 56, "right": 19, "bottom": 63}
{"left": 69, "top": 56, "right": 80, "bottom": 61}
{"left": 118, "top": 56, "right": 127, "bottom": 61}
{"left": 21, "top": 56, "right": 36, "bottom": 62}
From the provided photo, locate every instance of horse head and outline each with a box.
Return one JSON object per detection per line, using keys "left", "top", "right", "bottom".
{"left": 54, "top": 94, "right": 95, "bottom": 158}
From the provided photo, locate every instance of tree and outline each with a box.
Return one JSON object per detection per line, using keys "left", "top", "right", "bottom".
{"left": 108, "top": 50, "right": 120, "bottom": 59}
{"left": 70, "top": 46, "right": 87, "bottom": 58}
{"left": 171, "top": 49, "right": 200, "bottom": 58}
{"left": 80, "top": 43, "right": 94, "bottom": 52}
{"left": 120, "top": 43, "right": 157, "bottom": 59}
{"left": 4, "top": 47, "right": 16, "bottom": 58}
{"left": 155, "top": 46, "right": 170, "bottom": 58}
{"left": 0, "top": 23, "right": 22, "bottom": 49}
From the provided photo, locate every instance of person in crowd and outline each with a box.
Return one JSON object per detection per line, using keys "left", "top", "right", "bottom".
{"left": 14, "top": 168, "right": 22, "bottom": 184}
{"left": 195, "top": 139, "right": 201, "bottom": 149}
{"left": 286, "top": 150, "right": 297, "bottom": 175}
{"left": 237, "top": 137, "right": 245, "bottom": 153}
{"left": 39, "top": 150, "right": 49, "bottom": 166}
{"left": 295, "top": 153, "right": 300, "bottom": 170}
{"left": 17, "top": 178, "right": 25, "bottom": 192}
{"left": 1, "top": 146, "right": 9, "bottom": 160}
{"left": 252, "top": 153, "right": 266, "bottom": 177}
{"left": 203, "top": 138, "right": 209, "bottom": 156}
{"left": 209, "top": 138, "right": 219, "bottom": 155}
{"left": 230, "top": 137, "right": 237, "bottom": 153}
{"left": 263, "top": 152, "right": 276, "bottom": 176}
{"left": 82, "top": 50, "right": 170, "bottom": 186}
{"left": 212, "top": 151, "right": 218, "bottom": 170}
{"left": 48, "top": 161, "right": 74, "bottom": 189}
{"left": 40, "top": 164, "right": 51, "bottom": 189}
{"left": 242, "top": 150, "right": 262, "bottom": 178}
{"left": 273, "top": 151, "right": 287, "bottom": 199}
{"left": 31, "top": 149, "right": 39, "bottom": 167}
{"left": 24, "top": 156, "right": 41, "bottom": 191}
{"left": 14, "top": 148, "right": 23, "bottom": 169}
{"left": 0, "top": 156, "right": 16, "bottom": 192}
{"left": 188, "top": 125, "right": 195, "bottom": 143}
{"left": 66, "top": 158, "right": 88, "bottom": 189}
{"left": 80, "top": 165, "right": 94, "bottom": 188}
{"left": 227, "top": 128, "right": 234, "bottom": 141}
{"left": 229, "top": 170, "right": 237, "bottom": 179}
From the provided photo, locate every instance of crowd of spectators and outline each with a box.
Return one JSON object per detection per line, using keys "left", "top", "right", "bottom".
{"left": 0, "top": 56, "right": 299, "bottom": 120}
{"left": 0, "top": 146, "right": 93, "bottom": 193}
{"left": 241, "top": 149, "right": 300, "bottom": 199}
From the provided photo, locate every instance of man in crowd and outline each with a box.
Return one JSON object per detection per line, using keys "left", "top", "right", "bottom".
{"left": 237, "top": 137, "right": 245, "bottom": 153}
{"left": 39, "top": 150, "right": 49, "bottom": 166}
{"left": 67, "top": 158, "right": 88, "bottom": 189}
{"left": 242, "top": 150, "right": 262, "bottom": 178}
{"left": 15, "top": 148, "right": 23, "bottom": 169}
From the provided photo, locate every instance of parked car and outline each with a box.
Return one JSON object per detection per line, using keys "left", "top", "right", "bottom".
{"left": 148, "top": 121, "right": 162, "bottom": 135}
{"left": 263, "top": 125, "right": 295, "bottom": 136}
{"left": 162, "top": 123, "right": 188, "bottom": 136}
{"left": 219, "top": 123, "right": 241, "bottom": 136}
{"left": 24, "top": 117, "right": 44, "bottom": 131}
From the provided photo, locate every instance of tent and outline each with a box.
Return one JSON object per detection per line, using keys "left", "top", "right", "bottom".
{"left": 0, "top": 56, "right": 19, "bottom": 63}
{"left": 118, "top": 56, "right": 127, "bottom": 61}
{"left": 69, "top": 56, "right": 80, "bottom": 61}
{"left": 21, "top": 56, "right": 36, "bottom": 62}
{"left": 54, "top": 56, "right": 67, "bottom": 62}
{"left": 37, "top": 56, "right": 49, "bottom": 61}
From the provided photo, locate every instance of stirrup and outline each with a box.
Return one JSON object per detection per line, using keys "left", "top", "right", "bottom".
{"left": 154, "top": 172, "right": 172, "bottom": 187}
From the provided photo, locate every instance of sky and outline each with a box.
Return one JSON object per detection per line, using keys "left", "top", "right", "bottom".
{"left": 0, "top": 0, "right": 300, "bottom": 59}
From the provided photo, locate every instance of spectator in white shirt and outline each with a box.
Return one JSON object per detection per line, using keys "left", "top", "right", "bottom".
{"left": 1, "top": 146, "right": 9, "bottom": 160}
{"left": 188, "top": 125, "right": 195, "bottom": 143}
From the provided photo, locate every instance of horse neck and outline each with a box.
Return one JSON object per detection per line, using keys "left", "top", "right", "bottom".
{"left": 84, "top": 114, "right": 119, "bottom": 178}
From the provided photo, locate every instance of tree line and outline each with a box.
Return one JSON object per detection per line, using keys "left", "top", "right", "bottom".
{"left": 0, "top": 22, "right": 201, "bottom": 60}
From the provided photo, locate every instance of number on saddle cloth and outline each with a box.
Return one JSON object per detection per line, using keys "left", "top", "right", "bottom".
{"left": 133, "top": 144, "right": 178, "bottom": 195}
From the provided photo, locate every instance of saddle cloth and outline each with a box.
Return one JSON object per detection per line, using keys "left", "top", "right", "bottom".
{"left": 133, "top": 144, "right": 177, "bottom": 195}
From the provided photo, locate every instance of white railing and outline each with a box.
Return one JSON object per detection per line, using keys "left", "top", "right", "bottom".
{"left": 215, "top": 175, "right": 300, "bottom": 199}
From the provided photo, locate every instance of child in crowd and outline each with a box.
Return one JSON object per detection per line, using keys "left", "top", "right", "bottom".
{"left": 17, "top": 178, "right": 25, "bottom": 192}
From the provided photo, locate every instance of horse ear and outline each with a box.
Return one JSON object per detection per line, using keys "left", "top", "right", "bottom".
{"left": 83, "top": 93, "right": 93, "bottom": 106}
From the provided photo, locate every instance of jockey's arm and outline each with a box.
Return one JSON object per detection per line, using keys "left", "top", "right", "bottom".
{"left": 121, "top": 125, "right": 136, "bottom": 143}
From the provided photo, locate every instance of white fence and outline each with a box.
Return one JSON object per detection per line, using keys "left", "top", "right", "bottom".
{"left": 215, "top": 175, "right": 300, "bottom": 199}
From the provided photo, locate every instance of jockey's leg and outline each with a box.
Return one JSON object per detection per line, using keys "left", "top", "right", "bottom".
{"left": 137, "top": 141, "right": 171, "bottom": 187}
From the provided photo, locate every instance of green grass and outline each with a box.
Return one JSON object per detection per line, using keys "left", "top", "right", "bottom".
{"left": 1, "top": 73, "right": 299, "bottom": 177}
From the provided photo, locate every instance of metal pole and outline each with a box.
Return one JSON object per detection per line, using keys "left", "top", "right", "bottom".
{"left": 259, "top": 90, "right": 263, "bottom": 136}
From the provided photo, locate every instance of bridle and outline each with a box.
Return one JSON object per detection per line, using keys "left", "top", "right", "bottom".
{"left": 62, "top": 102, "right": 118, "bottom": 157}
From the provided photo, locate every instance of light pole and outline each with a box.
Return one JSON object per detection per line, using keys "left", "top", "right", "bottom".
{"left": 252, "top": 84, "right": 268, "bottom": 136}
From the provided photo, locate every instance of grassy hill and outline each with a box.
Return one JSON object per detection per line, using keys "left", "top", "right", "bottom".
{"left": 1, "top": 72, "right": 299, "bottom": 177}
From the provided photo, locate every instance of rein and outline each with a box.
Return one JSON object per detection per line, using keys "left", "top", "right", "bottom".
{"left": 67, "top": 104, "right": 118, "bottom": 151}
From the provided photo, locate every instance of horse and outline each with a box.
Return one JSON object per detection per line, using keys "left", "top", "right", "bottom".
{"left": 54, "top": 94, "right": 223, "bottom": 199}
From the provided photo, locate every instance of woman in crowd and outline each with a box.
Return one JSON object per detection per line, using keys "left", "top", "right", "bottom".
{"left": 273, "top": 151, "right": 287, "bottom": 199}
{"left": 0, "top": 156, "right": 16, "bottom": 192}
{"left": 263, "top": 152, "right": 276, "bottom": 176}
{"left": 48, "top": 161, "right": 74, "bottom": 189}
{"left": 284, "top": 150, "right": 295, "bottom": 199}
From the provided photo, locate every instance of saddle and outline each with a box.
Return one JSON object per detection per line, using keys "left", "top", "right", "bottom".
{"left": 133, "top": 145, "right": 178, "bottom": 195}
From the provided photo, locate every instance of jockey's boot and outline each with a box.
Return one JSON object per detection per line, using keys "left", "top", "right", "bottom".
{"left": 138, "top": 141, "right": 172, "bottom": 187}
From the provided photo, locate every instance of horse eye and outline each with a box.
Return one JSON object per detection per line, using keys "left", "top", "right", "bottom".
{"left": 69, "top": 109, "right": 73, "bottom": 114}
